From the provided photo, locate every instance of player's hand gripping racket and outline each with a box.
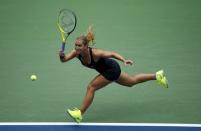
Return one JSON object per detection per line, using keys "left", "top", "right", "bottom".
{"left": 57, "top": 9, "right": 77, "bottom": 52}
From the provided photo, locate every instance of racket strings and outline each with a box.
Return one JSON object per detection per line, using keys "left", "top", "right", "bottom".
{"left": 59, "top": 11, "right": 75, "bottom": 33}
{"left": 57, "top": 9, "right": 77, "bottom": 43}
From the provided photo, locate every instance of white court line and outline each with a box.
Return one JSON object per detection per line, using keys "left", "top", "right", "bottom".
{"left": 0, "top": 122, "right": 201, "bottom": 127}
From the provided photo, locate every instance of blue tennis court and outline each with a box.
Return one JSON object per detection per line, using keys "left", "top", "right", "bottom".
{"left": 0, "top": 123, "right": 201, "bottom": 131}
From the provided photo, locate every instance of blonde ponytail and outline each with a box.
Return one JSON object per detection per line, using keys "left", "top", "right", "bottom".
{"left": 86, "top": 25, "right": 95, "bottom": 45}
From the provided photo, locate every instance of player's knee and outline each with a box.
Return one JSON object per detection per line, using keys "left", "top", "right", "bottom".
{"left": 126, "top": 80, "right": 138, "bottom": 87}
{"left": 124, "top": 82, "right": 134, "bottom": 87}
{"left": 127, "top": 83, "right": 134, "bottom": 87}
{"left": 87, "top": 84, "right": 96, "bottom": 92}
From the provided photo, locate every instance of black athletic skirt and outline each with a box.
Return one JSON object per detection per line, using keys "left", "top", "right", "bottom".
{"left": 95, "top": 58, "right": 121, "bottom": 81}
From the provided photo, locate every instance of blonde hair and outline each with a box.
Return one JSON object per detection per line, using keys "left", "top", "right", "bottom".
{"left": 76, "top": 25, "right": 95, "bottom": 46}
{"left": 86, "top": 25, "right": 95, "bottom": 45}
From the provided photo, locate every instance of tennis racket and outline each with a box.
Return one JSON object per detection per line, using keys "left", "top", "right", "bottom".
{"left": 57, "top": 9, "right": 77, "bottom": 52}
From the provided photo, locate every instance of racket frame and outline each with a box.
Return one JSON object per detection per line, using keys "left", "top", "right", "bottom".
{"left": 57, "top": 9, "right": 77, "bottom": 51}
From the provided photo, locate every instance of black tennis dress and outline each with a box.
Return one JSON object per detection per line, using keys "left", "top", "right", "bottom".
{"left": 77, "top": 48, "right": 121, "bottom": 81}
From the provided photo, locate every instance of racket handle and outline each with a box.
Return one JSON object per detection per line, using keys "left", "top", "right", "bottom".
{"left": 61, "top": 42, "right": 66, "bottom": 52}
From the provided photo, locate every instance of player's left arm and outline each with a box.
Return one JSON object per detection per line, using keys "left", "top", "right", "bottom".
{"left": 94, "top": 49, "right": 133, "bottom": 65}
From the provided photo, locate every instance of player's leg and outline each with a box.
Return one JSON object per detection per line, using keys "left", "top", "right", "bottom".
{"left": 116, "top": 70, "right": 168, "bottom": 88}
{"left": 116, "top": 72, "right": 156, "bottom": 87}
{"left": 68, "top": 74, "right": 111, "bottom": 122}
{"left": 80, "top": 74, "right": 111, "bottom": 114}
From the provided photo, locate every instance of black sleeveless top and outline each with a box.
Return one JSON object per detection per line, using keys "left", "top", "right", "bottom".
{"left": 77, "top": 47, "right": 97, "bottom": 69}
{"left": 77, "top": 47, "right": 121, "bottom": 81}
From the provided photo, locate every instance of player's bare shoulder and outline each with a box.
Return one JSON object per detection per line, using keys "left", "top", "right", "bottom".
{"left": 92, "top": 48, "right": 113, "bottom": 58}
{"left": 91, "top": 48, "right": 104, "bottom": 61}
{"left": 92, "top": 48, "right": 104, "bottom": 56}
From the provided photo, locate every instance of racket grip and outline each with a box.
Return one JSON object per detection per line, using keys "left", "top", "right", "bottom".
{"left": 61, "top": 42, "right": 65, "bottom": 52}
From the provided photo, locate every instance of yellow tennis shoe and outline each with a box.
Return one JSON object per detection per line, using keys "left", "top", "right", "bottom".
{"left": 67, "top": 108, "right": 82, "bottom": 123}
{"left": 156, "top": 70, "right": 168, "bottom": 88}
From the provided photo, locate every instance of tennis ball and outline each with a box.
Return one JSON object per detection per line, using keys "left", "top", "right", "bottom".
{"left": 30, "top": 75, "right": 37, "bottom": 81}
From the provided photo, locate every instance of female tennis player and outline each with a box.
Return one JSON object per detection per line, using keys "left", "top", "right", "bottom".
{"left": 59, "top": 26, "right": 168, "bottom": 123}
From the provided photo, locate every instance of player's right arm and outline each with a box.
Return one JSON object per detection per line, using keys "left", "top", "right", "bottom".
{"left": 59, "top": 49, "right": 77, "bottom": 62}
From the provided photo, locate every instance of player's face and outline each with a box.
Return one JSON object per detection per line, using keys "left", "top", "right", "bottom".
{"left": 75, "top": 39, "right": 87, "bottom": 54}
